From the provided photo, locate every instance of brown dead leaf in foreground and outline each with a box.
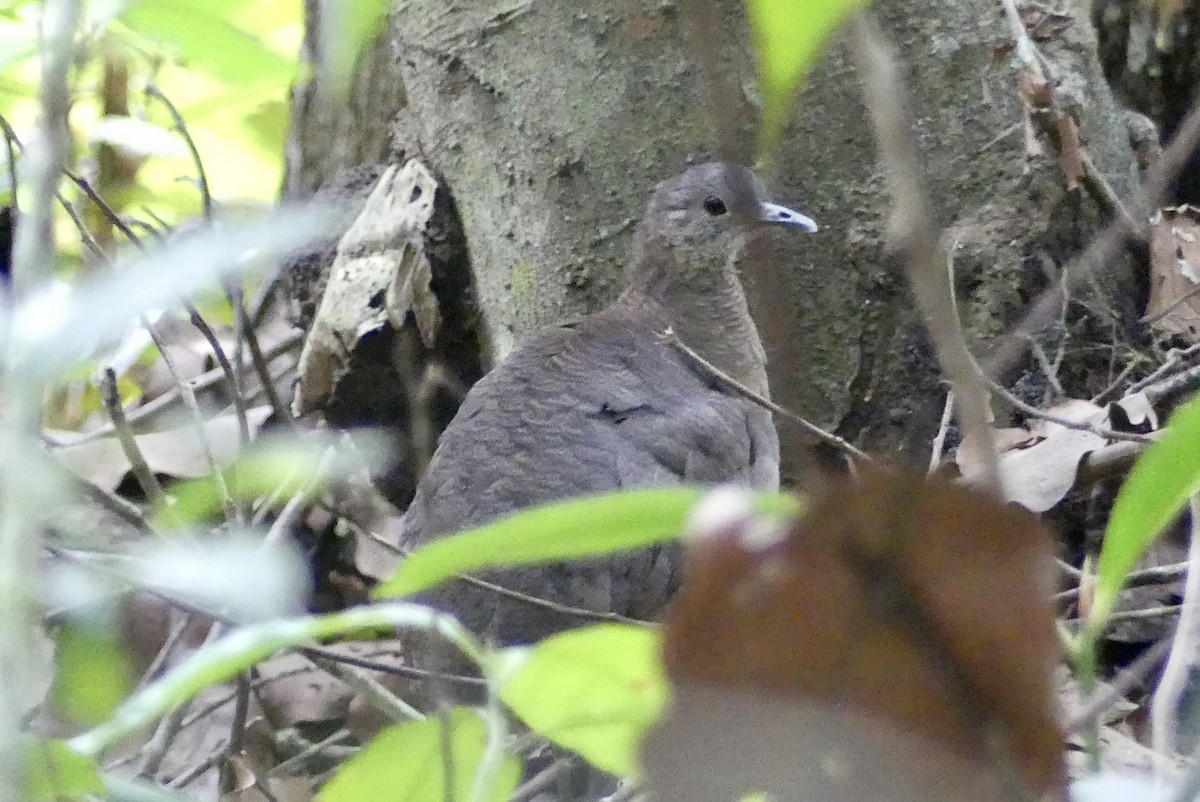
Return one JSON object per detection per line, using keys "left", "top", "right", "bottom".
{"left": 643, "top": 471, "right": 1065, "bottom": 802}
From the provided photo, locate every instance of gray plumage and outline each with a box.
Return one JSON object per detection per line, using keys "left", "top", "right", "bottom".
{"left": 399, "top": 162, "right": 816, "bottom": 645}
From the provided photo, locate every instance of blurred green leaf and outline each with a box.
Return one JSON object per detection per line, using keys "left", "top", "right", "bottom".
{"left": 69, "top": 602, "right": 475, "bottom": 758}
{"left": 500, "top": 625, "right": 666, "bottom": 777}
{"left": 316, "top": 0, "right": 391, "bottom": 95}
{"left": 9, "top": 203, "right": 342, "bottom": 379}
{"left": 747, "top": 0, "right": 868, "bottom": 150}
{"left": 1090, "top": 394, "right": 1200, "bottom": 630}
{"left": 375, "top": 488, "right": 802, "bottom": 599}
{"left": 24, "top": 739, "right": 103, "bottom": 802}
{"left": 52, "top": 621, "right": 134, "bottom": 725}
{"left": 321, "top": 708, "right": 520, "bottom": 802}
{"left": 120, "top": 0, "right": 294, "bottom": 87}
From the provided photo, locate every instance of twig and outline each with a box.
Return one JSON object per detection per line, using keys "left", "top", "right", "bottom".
{"left": 659, "top": 327, "right": 871, "bottom": 463}
{"left": 358, "top": 523, "right": 657, "bottom": 628}
{"left": 308, "top": 655, "right": 424, "bottom": 722}
{"left": 510, "top": 757, "right": 577, "bottom": 802}
{"left": 1130, "top": 343, "right": 1200, "bottom": 394}
{"left": 99, "top": 367, "right": 167, "bottom": 508}
{"left": 986, "top": 92, "right": 1200, "bottom": 379}
{"left": 928, "top": 389, "right": 955, "bottom": 475}
{"left": 998, "top": 0, "right": 1141, "bottom": 235}
{"left": 0, "top": 115, "right": 19, "bottom": 214}
{"left": 984, "top": 375, "right": 1152, "bottom": 443}
{"left": 46, "top": 330, "right": 302, "bottom": 446}
{"left": 847, "top": 11, "right": 999, "bottom": 490}
{"left": 145, "top": 84, "right": 212, "bottom": 223}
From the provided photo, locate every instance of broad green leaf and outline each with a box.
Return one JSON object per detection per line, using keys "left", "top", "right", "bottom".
{"left": 321, "top": 708, "right": 520, "bottom": 802}
{"left": 500, "top": 625, "right": 666, "bottom": 777}
{"left": 120, "top": 0, "right": 294, "bottom": 87}
{"left": 1090, "top": 394, "right": 1200, "bottom": 630}
{"left": 23, "top": 739, "right": 103, "bottom": 802}
{"left": 69, "top": 602, "right": 478, "bottom": 757}
{"left": 52, "top": 621, "right": 134, "bottom": 725}
{"left": 747, "top": 0, "right": 868, "bottom": 150}
{"left": 373, "top": 488, "right": 803, "bottom": 599}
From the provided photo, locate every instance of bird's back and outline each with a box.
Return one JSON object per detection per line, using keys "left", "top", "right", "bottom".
{"left": 399, "top": 297, "right": 778, "bottom": 643}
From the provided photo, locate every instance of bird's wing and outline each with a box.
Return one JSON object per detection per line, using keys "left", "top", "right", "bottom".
{"left": 402, "top": 316, "right": 777, "bottom": 541}
{"left": 397, "top": 317, "right": 777, "bottom": 642}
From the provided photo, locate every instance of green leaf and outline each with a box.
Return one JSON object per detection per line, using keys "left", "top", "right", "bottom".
{"left": 23, "top": 739, "right": 104, "bottom": 802}
{"left": 373, "top": 488, "right": 802, "bottom": 599}
{"left": 321, "top": 708, "right": 520, "bottom": 802}
{"left": 1090, "top": 394, "right": 1200, "bottom": 630}
{"left": 747, "top": 0, "right": 868, "bottom": 151}
{"left": 120, "top": 0, "right": 295, "bottom": 87}
{"left": 500, "top": 625, "right": 666, "bottom": 777}
{"left": 69, "top": 602, "right": 480, "bottom": 758}
{"left": 52, "top": 620, "right": 134, "bottom": 725}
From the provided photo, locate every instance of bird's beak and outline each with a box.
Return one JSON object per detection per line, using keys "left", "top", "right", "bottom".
{"left": 759, "top": 201, "right": 818, "bottom": 233}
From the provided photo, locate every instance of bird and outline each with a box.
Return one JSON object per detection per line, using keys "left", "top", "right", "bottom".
{"left": 397, "top": 162, "right": 817, "bottom": 646}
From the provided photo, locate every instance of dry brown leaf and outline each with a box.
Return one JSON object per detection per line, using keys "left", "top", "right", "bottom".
{"left": 1147, "top": 205, "right": 1200, "bottom": 340}
{"left": 50, "top": 406, "right": 273, "bottom": 492}
{"left": 959, "top": 401, "right": 1109, "bottom": 513}
{"left": 643, "top": 471, "right": 1065, "bottom": 802}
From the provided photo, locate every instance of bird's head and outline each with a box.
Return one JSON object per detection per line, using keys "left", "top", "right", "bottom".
{"left": 647, "top": 161, "right": 815, "bottom": 240}
{"left": 630, "top": 162, "right": 816, "bottom": 289}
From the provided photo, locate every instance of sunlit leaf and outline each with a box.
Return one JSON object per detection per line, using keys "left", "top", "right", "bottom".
{"left": 747, "top": 0, "right": 869, "bottom": 150}
{"left": 52, "top": 620, "right": 134, "bottom": 725}
{"left": 373, "top": 488, "right": 803, "bottom": 599}
{"left": 120, "top": 0, "right": 294, "bottom": 87}
{"left": 23, "top": 739, "right": 103, "bottom": 802}
{"left": 68, "top": 602, "right": 474, "bottom": 758}
{"left": 1090, "top": 394, "right": 1200, "bottom": 630}
{"left": 321, "top": 708, "right": 520, "bottom": 802}
{"left": 500, "top": 625, "right": 666, "bottom": 777}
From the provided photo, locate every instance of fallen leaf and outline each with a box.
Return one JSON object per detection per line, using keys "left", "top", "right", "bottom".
{"left": 643, "top": 471, "right": 1064, "bottom": 802}
{"left": 50, "top": 406, "right": 273, "bottom": 492}
{"left": 1147, "top": 206, "right": 1200, "bottom": 340}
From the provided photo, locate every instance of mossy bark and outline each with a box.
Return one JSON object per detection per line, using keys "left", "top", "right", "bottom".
{"left": 284, "top": 0, "right": 1142, "bottom": 477}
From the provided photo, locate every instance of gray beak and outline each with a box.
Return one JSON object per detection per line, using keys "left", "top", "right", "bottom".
{"left": 760, "top": 201, "right": 818, "bottom": 233}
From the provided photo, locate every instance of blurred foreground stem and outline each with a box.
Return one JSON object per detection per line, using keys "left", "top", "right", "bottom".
{"left": 0, "top": 1, "right": 81, "bottom": 800}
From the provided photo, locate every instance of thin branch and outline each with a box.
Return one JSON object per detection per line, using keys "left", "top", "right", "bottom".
{"left": 99, "top": 367, "right": 166, "bottom": 508}
{"left": 659, "top": 327, "right": 872, "bottom": 463}
{"left": 847, "top": 11, "right": 999, "bottom": 490}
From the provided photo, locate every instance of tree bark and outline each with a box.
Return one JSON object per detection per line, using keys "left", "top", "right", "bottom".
{"left": 284, "top": 0, "right": 1143, "bottom": 483}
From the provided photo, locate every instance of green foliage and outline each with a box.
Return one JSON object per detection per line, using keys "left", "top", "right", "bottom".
{"left": 373, "top": 488, "right": 802, "bottom": 599}
{"left": 67, "top": 602, "right": 478, "bottom": 758}
{"left": 23, "top": 739, "right": 103, "bottom": 802}
{"left": 51, "top": 620, "right": 134, "bottom": 726}
{"left": 321, "top": 708, "right": 520, "bottom": 802}
{"left": 1089, "top": 393, "right": 1200, "bottom": 632}
{"left": 500, "top": 625, "right": 666, "bottom": 777}
{"left": 747, "top": 0, "right": 870, "bottom": 150}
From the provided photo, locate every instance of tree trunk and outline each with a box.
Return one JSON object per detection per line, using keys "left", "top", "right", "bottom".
{"left": 284, "top": 0, "right": 1143, "bottom": 486}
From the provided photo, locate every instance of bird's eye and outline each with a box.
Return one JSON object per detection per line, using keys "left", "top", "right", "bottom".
{"left": 702, "top": 195, "right": 727, "bottom": 216}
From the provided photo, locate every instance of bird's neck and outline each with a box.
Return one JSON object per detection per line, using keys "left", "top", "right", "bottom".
{"left": 620, "top": 234, "right": 770, "bottom": 398}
